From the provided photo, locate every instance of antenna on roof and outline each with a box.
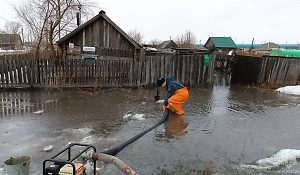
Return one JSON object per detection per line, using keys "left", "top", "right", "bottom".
{"left": 76, "top": 3, "right": 81, "bottom": 27}
{"left": 76, "top": 12, "right": 80, "bottom": 27}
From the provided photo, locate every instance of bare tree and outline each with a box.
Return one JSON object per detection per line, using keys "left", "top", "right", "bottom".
{"left": 175, "top": 30, "right": 197, "bottom": 48}
{"left": 127, "top": 29, "right": 144, "bottom": 45}
{"left": 12, "top": 0, "right": 98, "bottom": 58}
{"left": 4, "top": 22, "right": 22, "bottom": 34}
{"left": 148, "top": 39, "right": 163, "bottom": 47}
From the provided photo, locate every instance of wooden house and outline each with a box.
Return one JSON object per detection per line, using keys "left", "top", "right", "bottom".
{"left": 0, "top": 34, "right": 23, "bottom": 50}
{"left": 204, "top": 37, "right": 236, "bottom": 52}
{"left": 253, "top": 42, "right": 280, "bottom": 53}
{"left": 57, "top": 11, "right": 143, "bottom": 60}
{"left": 159, "top": 40, "right": 178, "bottom": 49}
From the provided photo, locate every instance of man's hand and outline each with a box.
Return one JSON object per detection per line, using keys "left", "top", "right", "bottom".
{"left": 162, "top": 105, "right": 168, "bottom": 111}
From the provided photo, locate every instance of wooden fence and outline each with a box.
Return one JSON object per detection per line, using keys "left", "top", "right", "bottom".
{"left": 231, "top": 55, "right": 300, "bottom": 85}
{"left": 0, "top": 54, "right": 214, "bottom": 88}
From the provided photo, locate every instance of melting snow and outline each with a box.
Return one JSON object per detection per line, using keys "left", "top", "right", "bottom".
{"left": 43, "top": 145, "right": 54, "bottom": 152}
{"left": 276, "top": 85, "right": 300, "bottom": 95}
{"left": 132, "top": 114, "right": 145, "bottom": 120}
{"left": 241, "top": 149, "right": 300, "bottom": 170}
{"left": 123, "top": 113, "right": 145, "bottom": 120}
{"left": 0, "top": 168, "right": 5, "bottom": 173}
{"left": 33, "top": 110, "right": 44, "bottom": 114}
{"left": 156, "top": 100, "right": 165, "bottom": 104}
{"left": 123, "top": 114, "right": 132, "bottom": 119}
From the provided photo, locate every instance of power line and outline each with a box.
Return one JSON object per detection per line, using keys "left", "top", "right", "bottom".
{"left": 0, "top": 16, "right": 9, "bottom": 22}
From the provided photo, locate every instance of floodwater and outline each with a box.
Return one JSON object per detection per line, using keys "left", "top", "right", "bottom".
{"left": 1, "top": 72, "right": 300, "bottom": 175}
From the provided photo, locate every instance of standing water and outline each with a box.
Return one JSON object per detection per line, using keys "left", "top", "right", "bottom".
{"left": 1, "top": 72, "right": 300, "bottom": 175}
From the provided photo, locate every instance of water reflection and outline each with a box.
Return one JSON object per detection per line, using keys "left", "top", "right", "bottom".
{"left": 0, "top": 91, "right": 58, "bottom": 117}
{"left": 214, "top": 71, "right": 231, "bottom": 87}
{"left": 164, "top": 113, "right": 188, "bottom": 138}
{"left": 1, "top": 75, "right": 300, "bottom": 174}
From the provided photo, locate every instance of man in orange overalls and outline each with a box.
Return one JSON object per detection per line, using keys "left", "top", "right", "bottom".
{"left": 157, "top": 76, "right": 189, "bottom": 115}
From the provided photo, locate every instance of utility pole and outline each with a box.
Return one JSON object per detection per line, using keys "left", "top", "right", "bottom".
{"left": 21, "top": 28, "right": 24, "bottom": 44}
{"left": 76, "top": 1, "right": 82, "bottom": 27}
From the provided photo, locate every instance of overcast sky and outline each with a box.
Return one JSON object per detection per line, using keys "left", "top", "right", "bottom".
{"left": 1, "top": 0, "right": 300, "bottom": 44}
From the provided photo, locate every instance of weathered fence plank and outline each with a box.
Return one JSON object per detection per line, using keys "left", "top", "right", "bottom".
{"left": 12, "top": 60, "right": 18, "bottom": 85}
{"left": 7, "top": 60, "right": 13, "bottom": 86}
{"left": 145, "top": 57, "right": 150, "bottom": 85}
{"left": 17, "top": 60, "right": 23, "bottom": 84}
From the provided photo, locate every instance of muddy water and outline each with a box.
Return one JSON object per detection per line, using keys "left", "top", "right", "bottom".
{"left": 1, "top": 73, "right": 300, "bottom": 175}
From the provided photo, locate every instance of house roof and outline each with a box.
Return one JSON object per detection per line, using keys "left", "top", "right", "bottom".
{"left": 253, "top": 42, "right": 280, "bottom": 51}
{"left": 57, "top": 11, "right": 142, "bottom": 49}
{"left": 0, "top": 34, "right": 22, "bottom": 45}
{"left": 195, "top": 44, "right": 208, "bottom": 50}
{"left": 205, "top": 37, "right": 236, "bottom": 48}
{"left": 270, "top": 49, "right": 300, "bottom": 58}
{"left": 159, "top": 40, "right": 178, "bottom": 49}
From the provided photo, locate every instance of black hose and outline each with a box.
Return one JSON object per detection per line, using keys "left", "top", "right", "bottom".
{"left": 101, "top": 109, "right": 169, "bottom": 156}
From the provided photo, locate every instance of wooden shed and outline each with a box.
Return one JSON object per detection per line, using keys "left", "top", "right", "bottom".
{"left": 57, "top": 11, "right": 143, "bottom": 60}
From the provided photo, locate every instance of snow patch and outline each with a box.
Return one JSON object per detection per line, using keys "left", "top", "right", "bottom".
{"left": 156, "top": 100, "right": 164, "bottom": 104}
{"left": 33, "top": 110, "right": 44, "bottom": 114}
{"left": 132, "top": 114, "right": 145, "bottom": 120}
{"left": 123, "top": 113, "right": 145, "bottom": 120}
{"left": 276, "top": 85, "right": 300, "bottom": 95}
{"left": 241, "top": 149, "right": 300, "bottom": 170}
{"left": 123, "top": 114, "right": 132, "bottom": 119}
{"left": 43, "top": 145, "right": 54, "bottom": 152}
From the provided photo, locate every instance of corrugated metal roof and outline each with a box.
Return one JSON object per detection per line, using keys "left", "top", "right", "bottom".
{"left": 209, "top": 37, "right": 236, "bottom": 48}
{"left": 269, "top": 49, "right": 300, "bottom": 58}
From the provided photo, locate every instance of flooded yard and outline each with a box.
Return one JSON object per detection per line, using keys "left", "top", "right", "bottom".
{"left": 1, "top": 73, "right": 300, "bottom": 175}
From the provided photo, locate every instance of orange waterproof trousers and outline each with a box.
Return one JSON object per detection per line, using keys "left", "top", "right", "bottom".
{"left": 167, "top": 87, "right": 189, "bottom": 115}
